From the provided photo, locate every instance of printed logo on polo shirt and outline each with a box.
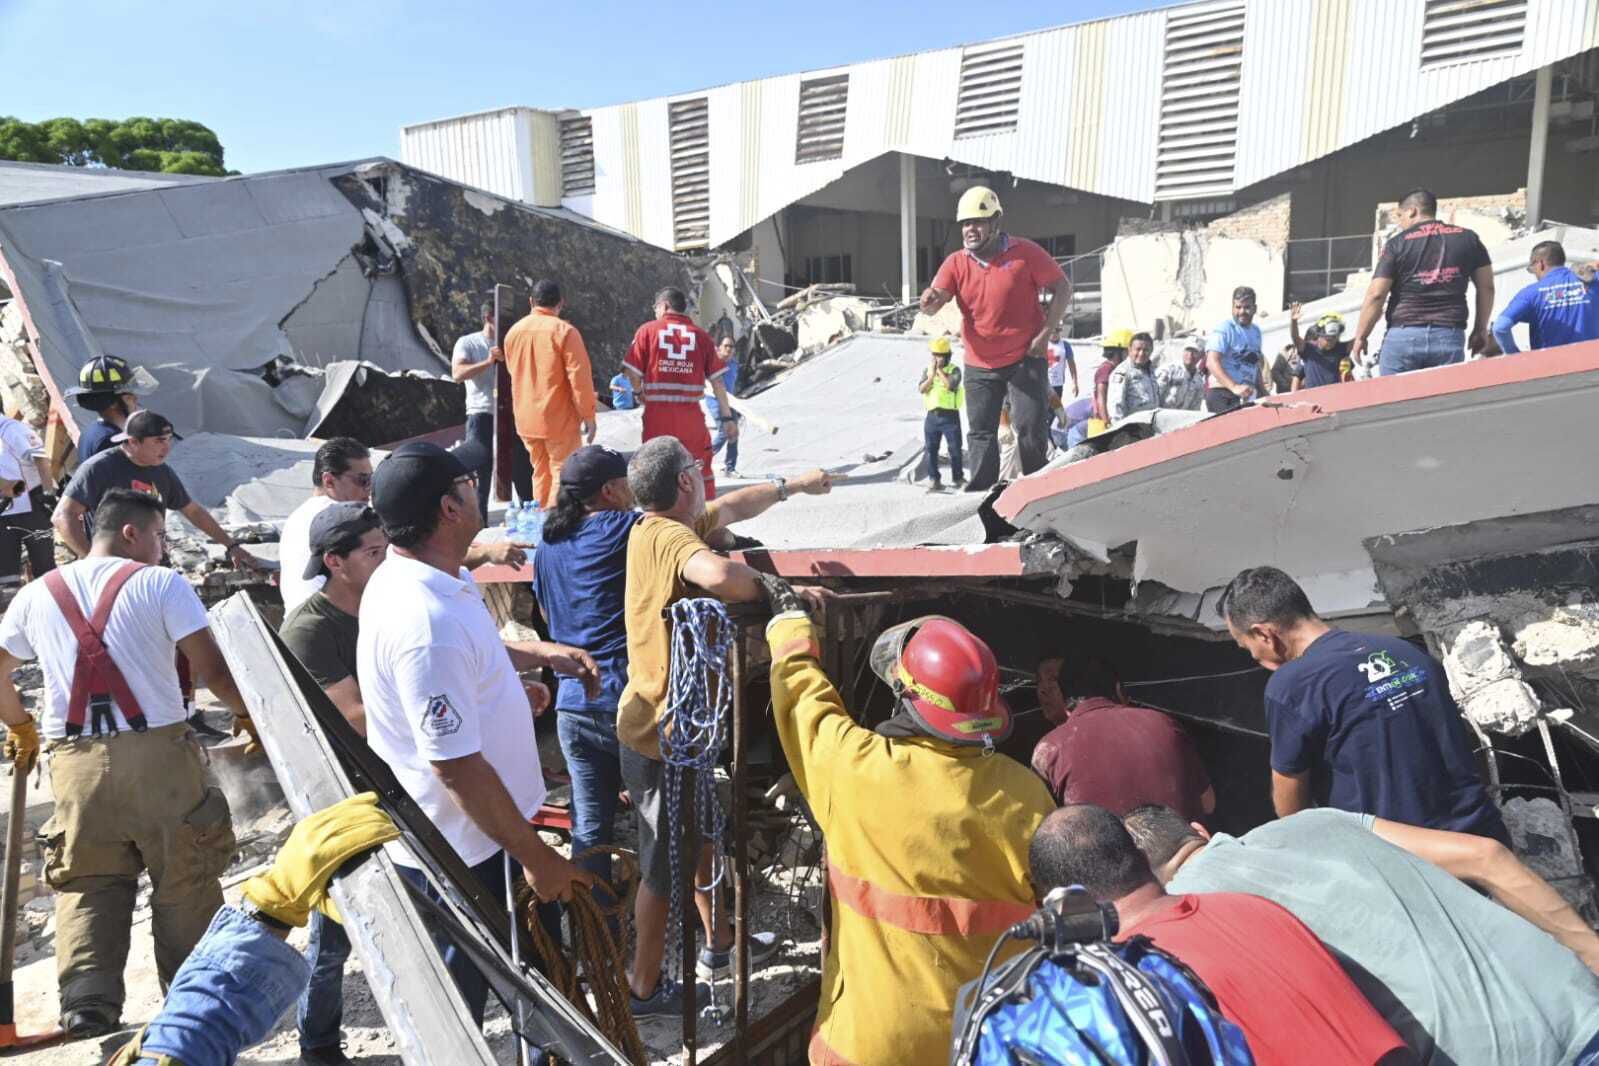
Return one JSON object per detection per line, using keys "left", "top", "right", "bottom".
{"left": 420, "top": 694, "right": 463, "bottom": 738}
{"left": 1356, "top": 650, "right": 1399, "bottom": 684}
{"left": 1357, "top": 649, "right": 1428, "bottom": 713}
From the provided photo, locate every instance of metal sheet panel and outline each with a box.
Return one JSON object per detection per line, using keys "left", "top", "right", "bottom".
{"left": 1098, "top": 10, "right": 1165, "bottom": 203}
{"left": 1013, "top": 26, "right": 1076, "bottom": 187}
{"left": 634, "top": 97, "right": 673, "bottom": 250}
{"left": 1232, "top": 0, "right": 1315, "bottom": 188}
{"left": 398, "top": 109, "right": 528, "bottom": 202}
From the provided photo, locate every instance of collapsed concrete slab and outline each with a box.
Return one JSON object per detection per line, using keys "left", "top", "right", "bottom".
{"left": 0, "top": 158, "right": 695, "bottom": 449}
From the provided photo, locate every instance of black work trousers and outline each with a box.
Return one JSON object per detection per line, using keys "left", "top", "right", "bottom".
{"left": 963, "top": 355, "right": 1051, "bottom": 492}
{"left": 464, "top": 413, "right": 533, "bottom": 523}
{"left": 0, "top": 487, "right": 55, "bottom": 582}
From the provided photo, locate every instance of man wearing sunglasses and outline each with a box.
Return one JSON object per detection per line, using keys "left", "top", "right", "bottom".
{"left": 280, "top": 438, "right": 373, "bottom": 613}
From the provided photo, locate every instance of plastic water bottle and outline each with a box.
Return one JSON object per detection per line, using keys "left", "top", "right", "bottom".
{"left": 504, "top": 502, "right": 521, "bottom": 538}
{"left": 524, "top": 501, "right": 545, "bottom": 545}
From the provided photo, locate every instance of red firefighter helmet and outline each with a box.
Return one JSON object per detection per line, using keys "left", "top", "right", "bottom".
{"left": 870, "top": 616, "right": 1012, "bottom": 747}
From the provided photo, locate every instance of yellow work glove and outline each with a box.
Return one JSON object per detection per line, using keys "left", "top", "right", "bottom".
{"left": 230, "top": 712, "right": 261, "bottom": 756}
{"left": 242, "top": 792, "right": 400, "bottom": 928}
{"left": 3, "top": 717, "right": 39, "bottom": 775}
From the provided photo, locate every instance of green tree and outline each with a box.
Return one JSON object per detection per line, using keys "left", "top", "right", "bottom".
{"left": 0, "top": 116, "right": 228, "bottom": 175}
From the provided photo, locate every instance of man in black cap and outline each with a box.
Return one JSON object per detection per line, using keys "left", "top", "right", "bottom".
{"left": 356, "top": 440, "right": 598, "bottom": 1024}
{"left": 54, "top": 412, "right": 259, "bottom": 570}
{"left": 278, "top": 502, "right": 386, "bottom": 1064}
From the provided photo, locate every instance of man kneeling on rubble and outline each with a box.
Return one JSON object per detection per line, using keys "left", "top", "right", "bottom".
{"left": 1125, "top": 804, "right": 1599, "bottom": 1066}
{"left": 0, "top": 489, "right": 250, "bottom": 1038}
{"left": 763, "top": 599, "right": 1054, "bottom": 1064}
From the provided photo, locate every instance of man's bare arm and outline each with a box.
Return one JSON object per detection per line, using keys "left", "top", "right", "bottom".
{"left": 1371, "top": 817, "right": 1599, "bottom": 973}
{"left": 431, "top": 752, "right": 590, "bottom": 902}
{"left": 465, "top": 540, "right": 525, "bottom": 570}
{"left": 1028, "top": 277, "right": 1072, "bottom": 358}
{"left": 1468, "top": 265, "right": 1496, "bottom": 354}
{"left": 322, "top": 677, "right": 366, "bottom": 736}
{"left": 710, "top": 469, "right": 831, "bottom": 528}
{"left": 919, "top": 286, "right": 953, "bottom": 315}
{"left": 1350, "top": 277, "right": 1393, "bottom": 364}
{"left": 451, "top": 348, "right": 498, "bottom": 383}
{"left": 52, "top": 496, "right": 90, "bottom": 558}
{"left": 176, "top": 628, "right": 248, "bottom": 717}
{"left": 503, "top": 640, "right": 599, "bottom": 698}
{"left": 709, "top": 376, "right": 738, "bottom": 443}
{"left": 0, "top": 649, "right": 31, "bottom": 728}
{"left": 682, "top": 550, "right": 765, "bottom": 603}
{"left": 1271, "top": 769, "right": 1314, "bottom": 818}
{"left": 179, "top": 502, "right": 262, "bottom": 571}
{"left": 623, "top": 365, "right": 643, "bottom": 392}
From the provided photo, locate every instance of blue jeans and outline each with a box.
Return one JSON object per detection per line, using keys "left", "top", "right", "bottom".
{"left": 297, "top": 910, "right": 351, "bottom": 1051}
{"left": 923, "top": 409, "right": 964, "bottom": 485}
{"left": 1378, "top": 324, "right": 1465, "bottom": 375}
{"left": 138, "top": 905, "right": 312, "bottom": 1064}
{"left": 711, "top": 416, "right": 740, "bottom": 470}
{"left": 396, "top": 851, "right": 562, "bottom": 1026}
{"left": 556, "top": 687, "right": 624, "bottom": 892}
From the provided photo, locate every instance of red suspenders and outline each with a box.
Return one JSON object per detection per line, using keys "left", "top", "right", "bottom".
{"left": 42, "top": 561, "right": 149, "bottom": 737}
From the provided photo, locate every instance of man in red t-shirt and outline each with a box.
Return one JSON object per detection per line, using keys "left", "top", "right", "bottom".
{"left": 623, "top": 286, "right": 734, "bottom": 500}
{"left": 1031, "top": 651, "right": 1214, "bottom": 821}
{"left": 920, "top": 187, "right": 1072, "bottom": 493}
{"left": 1029, "top": 805, "right": 1414, "bottom": 1066}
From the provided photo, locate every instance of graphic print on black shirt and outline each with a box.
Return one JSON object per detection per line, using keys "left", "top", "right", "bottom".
{"left": 1374, "top": 220, "right": 1490, "bottom": 329}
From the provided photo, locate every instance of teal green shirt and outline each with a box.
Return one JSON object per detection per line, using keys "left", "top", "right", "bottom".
{"left": 1169, "top": 809, "right": 1599, "bottom": 1066}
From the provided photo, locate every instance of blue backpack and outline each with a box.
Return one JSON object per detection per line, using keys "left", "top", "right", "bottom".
{"left": 952, "top": 935, "right": 1255, "bottom": 1066}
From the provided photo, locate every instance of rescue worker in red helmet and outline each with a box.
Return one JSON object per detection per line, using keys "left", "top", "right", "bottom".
{"left": 757, "top": 576, "right": 1054, "bottom": 1065}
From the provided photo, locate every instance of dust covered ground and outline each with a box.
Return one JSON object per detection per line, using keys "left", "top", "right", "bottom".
{"left": 8, "top": 683, "right": 823, "bottom": 1065}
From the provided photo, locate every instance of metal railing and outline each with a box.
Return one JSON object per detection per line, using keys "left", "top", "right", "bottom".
{"left": 1285, "top": 234, "right": 1373, "bottom": 303}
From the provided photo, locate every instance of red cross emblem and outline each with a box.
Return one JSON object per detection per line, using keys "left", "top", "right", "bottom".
{"left": 659, "top": 321, "right": 696, "bottom": 360}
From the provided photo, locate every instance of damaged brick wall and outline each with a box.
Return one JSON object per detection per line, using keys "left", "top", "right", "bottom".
{"left": 1206, "top": 192, "right": 1292, "bottom": 250}
{"left": 331, "top": 163, "right": 695, "bottom": 394}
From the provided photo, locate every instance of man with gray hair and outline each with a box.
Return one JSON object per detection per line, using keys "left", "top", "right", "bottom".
{"left": 617, "top": 435, "right": 830, "bottom": 1015}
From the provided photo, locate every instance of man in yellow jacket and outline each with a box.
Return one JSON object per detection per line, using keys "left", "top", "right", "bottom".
{"left": 761, "top": 591, "right": 1054, "bottom": 1065}
{"left": 503, "top": 279, "right": 597, "bottom": 508}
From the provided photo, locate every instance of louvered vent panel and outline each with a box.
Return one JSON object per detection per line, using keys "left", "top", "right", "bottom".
{"left": 559, "top": 115, "right": 595, "bottom": 196}
{"left": 1156, "top": 0, "right": 1246, "bottom": 201}
{"left": 954, "top": 42, "right": 1024, "bottom": 139}
{"left": 669, "top": 97, "right": 710, "bottom": 250}
{"left": 795, "top": 75, "right": 849, "bottom": 163}
{"left": 1422, "top": 0, "right": 1527, "bottom": 68}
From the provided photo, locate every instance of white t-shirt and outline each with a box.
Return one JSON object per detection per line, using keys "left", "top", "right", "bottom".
{"left": 0, "top": 418, "right": 41, "bottom": 516}
{"left": 357, "top": 551, "right": 545, "bottom": 868}
{"left": 453, "top": 330, "right": 495, "bottom": 416}
{"left": 279, "top": 494, "right": 334, "bottom": 612}
{"left": 0, "top": 556, "right": 210, "bottom": 738}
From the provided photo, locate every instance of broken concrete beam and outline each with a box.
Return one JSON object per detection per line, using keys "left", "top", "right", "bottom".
{"left": 1437, "top": 620, "right": 1543, "bottom": 736}
{"left": 1501, "top": 795, "right": 1596, "bottom": 920}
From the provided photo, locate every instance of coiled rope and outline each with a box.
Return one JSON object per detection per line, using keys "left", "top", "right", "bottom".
{"left": 660, "top": 597, "right": 733, "bottom": 973}
{"left": 517, "top": 846, "right": 646, "bottom": 1064}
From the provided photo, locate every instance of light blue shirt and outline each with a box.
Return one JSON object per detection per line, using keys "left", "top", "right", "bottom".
{"left": 1205, "top": 318, "right": 1264, "bottom": 393}
{"left": 137, "top": 905, "right": 311, "bottom": 1065}
{"left": 1169, "top": 809, "right": 1599, "bottom": 1066}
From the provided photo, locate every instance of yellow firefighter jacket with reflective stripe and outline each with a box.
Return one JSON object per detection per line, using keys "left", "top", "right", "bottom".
{"left": 766, "top": 615, "right": 1053, "bottom": 1066}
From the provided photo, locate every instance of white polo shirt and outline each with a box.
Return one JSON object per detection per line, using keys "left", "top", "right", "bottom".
{"left": 0, "top": 420, "right": 36, "bottom": 516}
{"left": 278, "top": 494, "right": 333, "bottom": 612}
{"left": 0, "top": 557, "right": 209, "bottom": 737}
{"left": 357, "top": 550, "right": 545, "bottom": 868}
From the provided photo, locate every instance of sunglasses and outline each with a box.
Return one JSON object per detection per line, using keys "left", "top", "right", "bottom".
{"left": 342, "top": 471, "right": 373, "bottom": 487}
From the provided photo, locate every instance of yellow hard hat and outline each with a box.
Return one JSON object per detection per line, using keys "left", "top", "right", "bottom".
{"left": 956, "top": 186, "right": 1002, "bottom": 222}
{"left": 1103, "top": 328, "right": 1134, "bottom": 349}
{"left": 929, "top": 336, "right": 952, "bottom": 355}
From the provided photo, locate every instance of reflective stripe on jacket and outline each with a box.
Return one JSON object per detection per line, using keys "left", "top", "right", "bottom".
{"left": 767, "top": 615, "right": 1053, "bottom": 1066}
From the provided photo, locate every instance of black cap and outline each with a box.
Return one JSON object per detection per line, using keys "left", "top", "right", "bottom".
{"left": 111, "top": 410, "right": 183, "bottom": 443}
{"left": 558, "top": 445, "right": 629, "bottom": 500}
{"left": 370, "top": 440, "right": 488, "bottom": 530}
{"left": 303, "top": 502, "right": 383, "bottom": 580}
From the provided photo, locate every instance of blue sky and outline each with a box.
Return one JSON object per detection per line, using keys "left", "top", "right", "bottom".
{"left": 1, "top": 0, "right": 1159, "bottom": 174}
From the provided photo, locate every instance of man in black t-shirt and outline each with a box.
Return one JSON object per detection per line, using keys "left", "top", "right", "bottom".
{"left": 53, "top": 411, "right": 260, "bottom": 570}
{"left": 1351, "top": 187, "right": 1494, "bottom": 376}
{"left": 278, "top": 501, "right": 387, "bottom": 1064}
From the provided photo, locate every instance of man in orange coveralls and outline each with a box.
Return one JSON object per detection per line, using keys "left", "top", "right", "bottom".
{"left": 502, "top": 279, "right": 597, "bottom": 508}
{"left": 623, "top": 286, "right": 735, "bottom": 500}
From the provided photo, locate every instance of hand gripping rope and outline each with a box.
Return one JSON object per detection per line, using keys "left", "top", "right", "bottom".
{"left": 660, "top": 597, "right": 732, "bottom": 978}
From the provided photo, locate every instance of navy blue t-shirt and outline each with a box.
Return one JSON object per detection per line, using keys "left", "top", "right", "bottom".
{"left": 532, "top": 509, "right": 642, "bottom": 707}
{"left": 1266, "top": 629, "right": 1507, "bottom": 844}
{"left": 76, "top": 418, "right": 120, "bottom": 460}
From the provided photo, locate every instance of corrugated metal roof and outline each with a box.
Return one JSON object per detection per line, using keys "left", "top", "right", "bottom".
{"left": 402, "top": 0, "right": 1599, "bottom": 246}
